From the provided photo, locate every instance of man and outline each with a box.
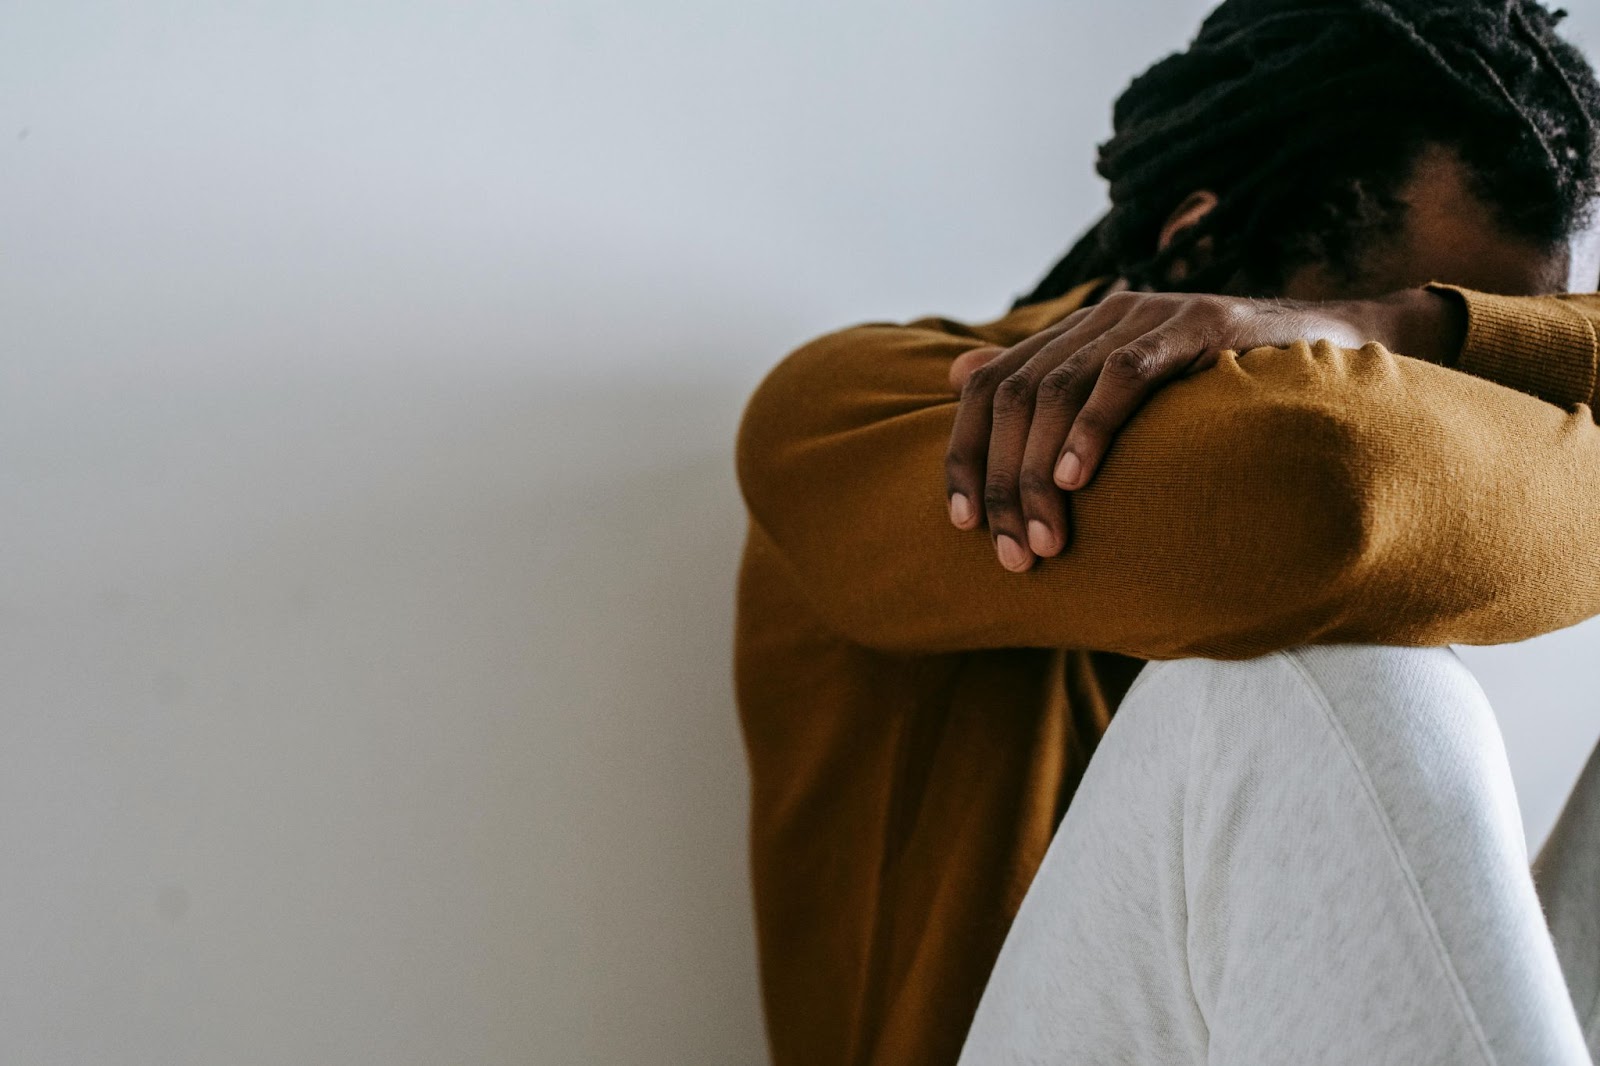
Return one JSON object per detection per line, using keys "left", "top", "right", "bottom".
{"left": 733, "top": 1, "right": 1600, "bottom": 1063}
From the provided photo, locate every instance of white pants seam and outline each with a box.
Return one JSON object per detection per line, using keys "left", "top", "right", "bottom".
{"left": 1281, "top": 648, "right": 1500, "bottom": 1066}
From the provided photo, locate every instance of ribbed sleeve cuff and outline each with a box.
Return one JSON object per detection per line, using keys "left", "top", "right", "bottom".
{"left": 1427, "top": 282, "right": 1598, "bottom": 410}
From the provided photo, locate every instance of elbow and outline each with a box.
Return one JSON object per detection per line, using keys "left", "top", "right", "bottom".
{"left": 733, "top": 329, "right": 904, "bottom": 647}
{"left": 734, "top": 326, "right": 869, "bottom": 513}
{"left": 1225, "top": 396, "right": 1535, "bottom": 651}
{"left": 1140, "top": 401, "right": 1380, "bottom": 659}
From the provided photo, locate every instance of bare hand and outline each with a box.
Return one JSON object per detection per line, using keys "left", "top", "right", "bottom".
{"left": 943, "top": 287, "right": 1461, "bottom": 572}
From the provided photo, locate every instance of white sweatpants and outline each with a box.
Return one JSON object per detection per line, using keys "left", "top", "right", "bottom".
{"left": 958, "top": 645, "right": 1600, "bottom": 1066}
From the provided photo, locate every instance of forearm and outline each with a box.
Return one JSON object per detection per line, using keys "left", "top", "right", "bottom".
{"left": 739, "top": 319, "right": 1600, "bottom": 657}
{"left": 1360, "top": 287, "right": 1467, "bottom": 368}
{"left": 1064, "top": 337, "right": 1600, "bottom": 655}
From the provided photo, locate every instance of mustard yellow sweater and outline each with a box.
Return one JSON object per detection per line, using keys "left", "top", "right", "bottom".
{"left": 733, "top": 279, "right": 1600, "bottom": 1066}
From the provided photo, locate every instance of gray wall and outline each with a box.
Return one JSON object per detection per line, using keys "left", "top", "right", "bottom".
{"left": 5, "top": 2, "right": 1600, "bottom": 1063}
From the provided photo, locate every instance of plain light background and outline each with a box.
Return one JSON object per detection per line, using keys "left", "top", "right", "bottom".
{"left": 5, "top": 2, "right": 1600, "bottom": 1063}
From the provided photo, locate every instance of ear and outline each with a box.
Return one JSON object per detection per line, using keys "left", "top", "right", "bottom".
{"left": 1156, "top": 190, "right": 1220, "bottom": 285}
{"left": 1158, "top": 190, "right": 1220, "bottom": 252}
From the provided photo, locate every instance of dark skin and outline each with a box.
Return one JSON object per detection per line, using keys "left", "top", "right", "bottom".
{"left": 946, "top": 142, "right": 1600, "bottom": 572}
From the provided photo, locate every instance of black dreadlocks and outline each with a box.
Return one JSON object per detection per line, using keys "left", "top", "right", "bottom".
{"left": 1014, "top": 0, "right": 1600, "bottom": 307}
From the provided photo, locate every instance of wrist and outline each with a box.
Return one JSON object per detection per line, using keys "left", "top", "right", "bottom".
{"left": 1363, "top": 288, "right": 1467, "bottom": 366}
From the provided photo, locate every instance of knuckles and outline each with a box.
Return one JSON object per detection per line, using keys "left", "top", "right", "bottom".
{"left": 1104, "top": 345, "right": 1161, "bottom": 381}
{"left": 992, "top": 372, "right": 1035, "bottom": 410}
{"left": 948, "top": 291, "right": 1263, "bottom": 507}
{"left": 1018, "top": 470, "right": 1059, "bottom": 501}
{"left": 982, "top": 481, "right": 1019, "bottom": 516}
{"left": 1099, "top": 289, "right": 1139, "bottom": 313}
{"left": 1070, "top": 407, "right": 1114, "bottom": 438}
{"left": 963, "top": 363, "right": 1005, "bottom": 394}
{"left": 1036, "top": 365, "right": 1079, "bottom": 401}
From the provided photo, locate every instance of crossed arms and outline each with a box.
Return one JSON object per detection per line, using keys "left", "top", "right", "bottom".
{"left": 736, "top": 285, "right": 1600, "bottom": 659}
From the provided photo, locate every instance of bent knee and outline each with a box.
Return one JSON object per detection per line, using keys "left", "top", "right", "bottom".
{"left": 1142, "top": 645, "right": 1512, "bottom": 815}
{"left": 1284, "top": 645, "right": 1504, "bottom": 783}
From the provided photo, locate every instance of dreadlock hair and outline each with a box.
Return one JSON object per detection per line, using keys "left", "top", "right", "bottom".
{"left": 1013, "top": 0, "right": 1600, "bottom": 308}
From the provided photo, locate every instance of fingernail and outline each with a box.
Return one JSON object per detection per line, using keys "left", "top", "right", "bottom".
{"left": 949, "top": 493, "right": 974, "bottom": 527}
{"left": 1027, "top": 520, "right": 1056, "bottom": 555}
{"left": 1054, "top": 451, "right": 1081, "bottom": 488}
{"left": 996, "top": 535, "right": 1031, "bottom": 572}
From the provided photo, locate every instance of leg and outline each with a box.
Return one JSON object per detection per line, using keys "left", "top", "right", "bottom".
{"left": 958, "top": 645, "right": 1590, "bottom": 1066}
{"left": 1536, "top": 734, "right": 1600, "bottom": 1056}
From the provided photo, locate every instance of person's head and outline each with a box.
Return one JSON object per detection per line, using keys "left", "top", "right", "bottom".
{"left": 1016, "top": 0, "right": 1600, "bottom": 307}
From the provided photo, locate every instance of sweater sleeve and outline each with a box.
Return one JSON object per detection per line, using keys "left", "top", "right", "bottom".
{"left": 735, "top": 320, "right": 1600, "bottom": 659}
{"left": 1430, "top": 284, "right": 1600, "bottom": 411}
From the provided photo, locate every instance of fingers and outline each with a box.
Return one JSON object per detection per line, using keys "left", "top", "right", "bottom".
{"left": 969, "top": 313, "right": 1110, "bottom": 570}
{"left": 1014, "top": 348, "right": 1101, "bottom": 556}
{"left": 981, "top": 354, "right": 1053, "bottom": 570}
{"left": 944, "top": 312, "right": 1093, "bottom": 534}
{"left": 1001, "top": 318, "right": 1156, "bottom": 560}
{"left": 945, "top": 347, "right": 1005, "bottom": 530}
{"left": 1058, "top": 328, "right": 1200, "bottom": 489}
{"left": 944, "top": 293, "right": 1217, "bottom": 573}
{"left": 945, "top": 345, "right": 1032, "bottom": 531}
